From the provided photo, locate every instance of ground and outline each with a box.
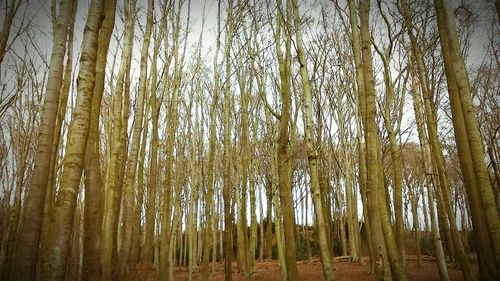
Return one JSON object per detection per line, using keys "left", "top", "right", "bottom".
{"left": 146, "top": 255, "right": 468, "bottom": 281}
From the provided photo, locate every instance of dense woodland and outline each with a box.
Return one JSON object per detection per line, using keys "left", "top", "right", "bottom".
{"left": 0, "top": 0, "right": 499, "bottom": 280}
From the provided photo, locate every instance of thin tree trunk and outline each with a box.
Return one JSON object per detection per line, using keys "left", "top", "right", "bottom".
{"left": 160, "top": 2, "right": 185, "bottom": 279}
{"left": 304, "top": 191, "right": 312, "bottom": 262}
{"left": 376, "top": 48, "right": 405, "bottom": 261}
{"left": 40, "top": 0, "right": 105, "bottom": 279}
{"left": 274, "top": 2, "right": 298, "bottom": 280}
{"left": 263, "top": 107, "right": 286, "bottom": 281}
{"left": 116, "top": 0, "right": 153, "bottom": 279}
{"left": 427, "top": 178, "right": 450, "bottom": 281}
{"left": 408, "top": 62, "right": 450, "bottom": 279}
{"left": 40, "top": 0, "right": 77, "bottom": 266}
{"left": 345, "top": 157, "right": 359, "bottom": 262}
{"left": 141, "top": 8, "right": 165, "bottom": 264}
{"left": 201, "top": 44, "right": 220, "bottom": 281}
{"left": 223, "top": 2, "right": 234, "bottom": 280}
{"left": 265, "top": 183, "right": 273, "bottom": 259}
{"left": 12, "top": 0, "right": 75, "bottom": 279}
{"left": 188, "top": 107, "right": 197, "bottom": 281}
{"left": 347, "top": 0, "right": 377, "bottom": 273}
{"left": 129, "top": 82, "right": 151, "bottom": 269}
{"left": 248, "top": 160, "right": 258, "bottom": 274}
{"left": 82, "top": 1, "right": 116, "bottom": 280}
{"left": 272, "top": 143, "right": 287, "bottom": 281}
{"left": 359, "top": 0, "right": 407, "bottom": 280}
{"left": 408, "top": 180, "right": 421, "bottom": 267}
{"left": 100, "top": 1, "right": 135, "bottom": 279}
{"left": 258, "top": 185, "right": 265, "bottom": 262}
{"left": 435, "top": 0, "right": 500, "bottom": 278}
{"left": 100, "top": 0, "right": 136, "bottom": 280}
{"left": 201, "top": 3, "right": 221, "bottom": 278}
{"left": 0, "top": 0, "right": 21, "bottom": 66}
{"left": 400, "top": 2, "right": 474, "bottom": 277}
{"left": 237, "top": 47, "right": 251, "bottom": 279}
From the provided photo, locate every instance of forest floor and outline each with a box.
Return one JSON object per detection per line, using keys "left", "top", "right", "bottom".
{"left": 145, "top": 255, "right": 470, "bottom": 281}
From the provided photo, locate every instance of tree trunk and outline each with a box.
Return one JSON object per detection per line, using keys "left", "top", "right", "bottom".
{"left": 160, "top": 1, "right": 183, "bottom": 278}
{"left": 100, "top": 1, "right": 135, "bottom": 279}
{"left": 0, "top": 0, "right": 21, "bottom": 66}
{"left": 40, "top": 0, "right": 77, "bottom": 268}
{"left": 40, "top": 0, "right": 105, "bottom": 279}
{"left": 274, "top": 2, "right": 298, "bottom": 280}
{"left": 408, "top": 180, "right": 421, "bottom": 267}
{"left": 359, "top": 0, "right": 407, "bottom": 280}
{"left": 141, "top": 10, "right": 164, "bottom": 264}
{"left": 291, "top": 1, "right": 335, "bottom": 279}
{"left": 237, "top": 51, "right": 251, "bottom": 279}
{"left": 435, "top": 0, "right": 500, "bottom": 278}
{"left": 427, "top": 179, "right": 450, "bottom": 281}
{"left": 408, "top": 62, "right": 450, "bottom": 280}
{"left": 400, "top": 2, "right": 474, "bottom": 277}
{"left": 116, "top": 0, "right": 152, "bottom": 279}
{"left": 129, "top": 83, "right": 151, "bottom": 269}
{"left": 258, "top": 186, "right": 265, "bottom": 262}
{"left": 248, "top": 160, "right": 258, "bottom": 274}
{"left": 223, "top": 2, "right": 234, "bottom": 280}
{"left": 201, "top": 4, "right": 221, "bottom": 277}
{"left": 347, "top": 0, "right": 378, "bottom": 273}
{"left": 82, "top": 1, "right": 116, "bottom": 280}
{"left": 11, "top": 0, "right": 75, "bottom": 279}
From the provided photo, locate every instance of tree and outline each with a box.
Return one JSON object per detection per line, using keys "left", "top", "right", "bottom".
{"left": 201, "top": 1, "right": 221, "bottom": 280}
{"left": 2, "top": 1, "right": 498, "bottom": 280}
{"left": 100, "top": 1, "right": 136, "bottom": 279}
{"left": 82, "top": 1, "right": 116, "bottom": 280}
{"left": 0, "top": 0, "right": 22, "bottom": 67}
{"left": 159, "top": 1, "right": 188, "bottom": 279}
{"left": 39, "top": 0, "right": 106, "bottom": 279}
{"left": 222, "top": 1, "right": 235, "bottom": 280}
{"left": 399, "top": 1, "right": 475, "bottom": 279}
{"left": 358, "top": 0, "right": 407, "bottom": 280}
{"left": 141, "top": 1, "right": 166, "bottom": 266}
{"left": 274, "top": 1, "right": 298, "bottom": 280}
{"left": 408, "top": 60, "right": 450, "bottom": 281}
{"left": 371, "top": 0, "right": 406, "bottom": 257}
{"left": 435, "top": 0, "right": 500, "bottom": 278}
{"left": 290, "top": 0, "right": 334, "bottom": 279}
{"left": 116, "top": 0, "right": 153, "bottom": 278}
{"left": 11, "top": 1, "right": 76, "bottom": 279}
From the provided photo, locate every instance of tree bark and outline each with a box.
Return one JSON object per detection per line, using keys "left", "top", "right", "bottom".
{"left": 274, "top": 1, "right": 298, "bottom": 280}
{"left": 100, "top": 1, "right": 135, "bottom": 279}
{"left": 0, "top": 0, "right": 21, "bottom": 66}
{"left": 160, "top": 2, "right": 184, "bottom": 279}
{"left": 408, "top": 62, "right": 450, "bottom": 280}
{"left": 435, "top": 0, "right": 500, "bottom": 278}
{"left": 201, "top": 3, "right": 221, "bottom": 277}
{"left": 141, "top": 9, "right": 164, "bottom": 264}
{"left": 116, "top": 0, "right": 153, "bottom": 279}
{"left": 400, "top": 2, "right": 474, "bottom": 277}
{"left": 40, "top": 0, "right": 105, "bottom": 279}
{"left": 223, "top": 2, "right": 234, "bottom": 280}
{"left": 41, "top": 0, "right": 77, "bottom": 267}
{"left": 82, "top": 1, "right": 116, "bottom": 280}
{"left": 359, "top": 0, "right": 407, "bottom": 280}
{"left": 11, "top": 0, "right": 75, "bottom": 279}
{"left": 291, "top": 1, "right": 335, "bottom": 276}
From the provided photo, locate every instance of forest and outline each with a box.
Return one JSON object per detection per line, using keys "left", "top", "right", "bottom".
{"left": 0, "top": 0, "right": 498, "bottom": 280}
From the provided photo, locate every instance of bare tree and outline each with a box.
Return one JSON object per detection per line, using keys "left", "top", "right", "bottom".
{"left": 11, "top": 1, "right": 76, "bottom": 279}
